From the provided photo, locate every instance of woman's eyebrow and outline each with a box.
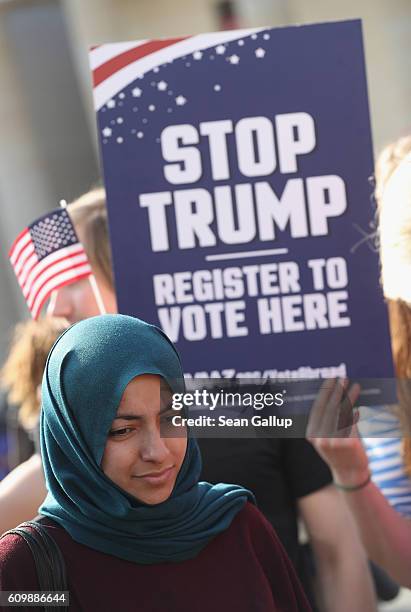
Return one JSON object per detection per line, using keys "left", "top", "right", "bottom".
{"left": 114, "top": 404, "right": 174, "bottom": 420}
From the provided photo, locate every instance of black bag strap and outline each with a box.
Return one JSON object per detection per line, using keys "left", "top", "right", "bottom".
{"left": 1, "top": 520, "right": 69, "bottom": 612}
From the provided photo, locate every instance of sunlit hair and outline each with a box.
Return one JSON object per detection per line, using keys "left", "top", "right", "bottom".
{"left": 68, "top": 187, "right": 114, "bottom": 290}
{"left": 0, "top": 318, "right": 68, "bottom": 430}
{"left": 376, "top": 135, "right": 411, "bottom": 475}
{"left": 375, "top": 135, "right": 411, "bottom": 205}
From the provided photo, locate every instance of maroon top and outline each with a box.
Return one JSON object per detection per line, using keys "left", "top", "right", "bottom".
{"left": 0, "top": 503, "right": 311, "bottom": 612}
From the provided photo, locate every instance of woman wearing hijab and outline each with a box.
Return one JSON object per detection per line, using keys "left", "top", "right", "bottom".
{"left": 0, "top": 314, "right": 310, "bottom": 611}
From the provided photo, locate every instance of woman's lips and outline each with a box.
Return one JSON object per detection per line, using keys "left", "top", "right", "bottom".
{"left": 134, "top": 466, "right": 175, "bottom": 486}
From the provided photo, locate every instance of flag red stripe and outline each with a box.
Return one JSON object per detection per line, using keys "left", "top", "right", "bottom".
{"left": 27, "top": 260, "right": 92, "bottom": 309}
{"left": 22, "top": 245, "right": 87, "bottom": 295}
{"left": 9, "top": 228, "right": 30, "bottom": 262}
{"left": 31, "top": 271, "right": 92, "bottom": 320}
{"left": 30, "top": 265, "right": 92, "bottom": 318}
{"left": 18, "top": 252, "right": 38, "bottom": 286}
{"left": 14, "top": 243, "right": 35, "bottom": 276}
{"left": 24, "top": 253, "right": 89, "bottom": 299}
{"left": 93, "top": 37, "right": 188, "bottom": 87}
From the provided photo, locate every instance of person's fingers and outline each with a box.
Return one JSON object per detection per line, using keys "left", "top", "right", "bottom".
{"left": 346, "top": 383, "right": 361, "bottom": 411}
{"left": 337, "top": 382, "right": 361, "bottom": 434}
{"left": 307, "top": 378, "right": 337, "bottom": 436}
{"left": 308, "top": 379, "right": 362, "bottom": 438}
{"left": 348, "top": 422, "right": 361, "bottom": 439}
{"left": 319, "top": 377, "right": 349, "bottom": 435}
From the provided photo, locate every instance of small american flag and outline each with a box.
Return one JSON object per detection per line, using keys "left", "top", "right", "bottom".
{"left": 9, "top": 208, "right": 92, "bottom": 319}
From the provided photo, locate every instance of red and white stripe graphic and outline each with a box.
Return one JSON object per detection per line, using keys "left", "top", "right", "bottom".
{"left": 90, "top": 28, "right": 264, "bottom": 111}
{"left": 9, "top": 226, "right": 92, "bottom": 320}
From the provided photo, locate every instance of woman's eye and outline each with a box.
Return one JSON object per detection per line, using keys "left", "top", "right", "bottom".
{"left": 110, "top": 427, "right": 133, "bottom": 437}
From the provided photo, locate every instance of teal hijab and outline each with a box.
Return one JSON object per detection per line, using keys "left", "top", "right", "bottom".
{"left": 39, "top": 314, "right": 253, "bottom": 564}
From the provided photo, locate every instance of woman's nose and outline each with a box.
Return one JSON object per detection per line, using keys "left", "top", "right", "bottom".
{"left": 140, "top": 428, "right": 170, "bottom": 464}
{"left": 47, "top": 288, "right": 73, "bottom": 319}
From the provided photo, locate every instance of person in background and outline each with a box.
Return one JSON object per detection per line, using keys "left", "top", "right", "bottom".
{"left": 49, "top": 187, "right": 117, "bottom": 323}
{"left": 0, "top": 188, "right": 376, "bottom": 610}
{"left": 308, "top": 136, "right": 411, "bottom": 589}
{"left": 0, "top": 314, "right": 311, "bottom": 612}
{"left": 0, "top": 318, "right": 67, "bottom": 532}
{"left": 361, "top": 135, "right": 411, "bottom": 516}
{"left": 199, "top": 431, "right": 375, "bottom": 611}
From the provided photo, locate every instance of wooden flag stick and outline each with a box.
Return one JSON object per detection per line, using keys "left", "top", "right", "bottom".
{"left": 88, "top": 274, "right": 107, "bottom": 315}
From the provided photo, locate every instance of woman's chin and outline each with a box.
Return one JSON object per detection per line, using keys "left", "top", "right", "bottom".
{"left": 128, "top": 482, "right": 175, "bottom": 505}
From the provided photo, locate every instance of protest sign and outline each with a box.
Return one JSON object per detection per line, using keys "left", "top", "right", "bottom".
{"left": 91, "top": 20, "right": 395, "bottom": 403}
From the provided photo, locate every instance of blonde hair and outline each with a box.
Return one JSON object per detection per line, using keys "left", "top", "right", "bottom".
{"left": 375, "top": 135, "right": 411, "bottom": 205}
{"left": 376, "top": 136, "right": 411, "bottom": 475}
{"left": 68, "top": 187, "right": 114, "bottom": 290}
{"left": 1, "top": 318, "right": 68, "bottom": 429}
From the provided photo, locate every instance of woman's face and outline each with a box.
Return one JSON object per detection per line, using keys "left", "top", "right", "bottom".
{"left": 101, "top": 374, "right": 187, "bottom": 505}
{"left": 47, "top": 274, "right": 117, "bottom": 324}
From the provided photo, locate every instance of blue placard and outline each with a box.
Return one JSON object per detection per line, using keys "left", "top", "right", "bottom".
{"left": 92, "top": 20, "right": 395, "bottom": 401}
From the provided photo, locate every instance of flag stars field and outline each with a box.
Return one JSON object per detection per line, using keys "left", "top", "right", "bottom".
{"left": 97, "top": 29, "right": 276, "bottom": 149}
{"left": 175, "top": 95, "right": 187, "bottom": 106}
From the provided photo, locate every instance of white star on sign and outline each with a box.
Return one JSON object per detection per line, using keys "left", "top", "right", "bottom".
{"left": 215, "top": 45, "right": 226, "bottom": 55}
{"left": 175, "top": 95, "right": 187, "bottom": 106}
{"left": 255, "top": 48, "right": 266, "bottom": 58}
{"left": 228, "top": 55, "right": 240, "bottom": 65}
{"left": 132, "top": 87, "right": 142, "bottom": 97}
{"left": 106, "top": 99, "right": 116, "bottom": 108}
{"left": 148, "top": 104, "right": 156, "bottom": 111}
{"left": 193, "top": 51, "right": 203, "bottom": 60}
{"left": 157, "top": 81, "right": 168, "bottom": 91}
{"left": 102, "top": 127, "right": 112, "bottom": 137}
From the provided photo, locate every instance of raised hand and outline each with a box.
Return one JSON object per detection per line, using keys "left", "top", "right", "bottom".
{"left": 306, "top": 378, "right": 370, "bottom": 487}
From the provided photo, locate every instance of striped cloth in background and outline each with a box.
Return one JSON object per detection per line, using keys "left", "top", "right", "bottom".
{"left": 360, "top": 407, "right": 411, "bottom": 518}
